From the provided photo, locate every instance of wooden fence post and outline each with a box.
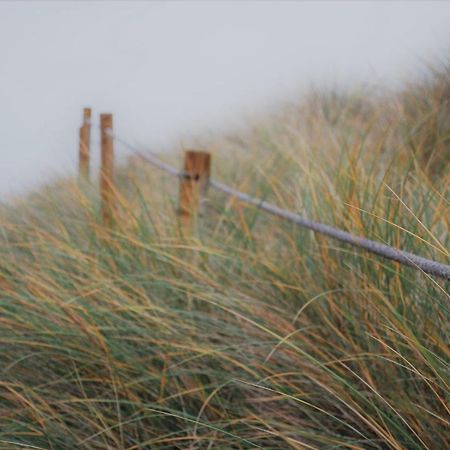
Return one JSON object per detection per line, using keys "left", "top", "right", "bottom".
{"left": 179, "top": 150, "right": 211, "bottom": 234}
{"left": 100, "top": 113, "right": 115, "bottom": 226}
{"left": 79, "top": 107, "right": 91, "bottom": 181}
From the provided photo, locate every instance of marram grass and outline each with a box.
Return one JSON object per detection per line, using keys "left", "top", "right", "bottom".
{"left": 0, "top": 67, "right": 449, "bottom": 449}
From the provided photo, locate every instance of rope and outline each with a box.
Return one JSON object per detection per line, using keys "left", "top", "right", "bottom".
{"left": 107, "top": 130, "right": 183, "bottom": 178}
{"left": 108, "top": 131, "right": 450, "bottom": 281}
{"left": 209, "top": 180, "right": 450, "bottom": 280}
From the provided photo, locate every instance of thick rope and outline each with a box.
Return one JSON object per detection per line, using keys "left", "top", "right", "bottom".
{"left": 109, "top": 131, "right": 450, "bottom": 281}
{"left": 209, "top": 180, "right": 450, "bottom": 280}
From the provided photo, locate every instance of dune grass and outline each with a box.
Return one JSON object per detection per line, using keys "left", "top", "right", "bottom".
{"left": 0, "top": 66, "right": 449, "bottom": 449}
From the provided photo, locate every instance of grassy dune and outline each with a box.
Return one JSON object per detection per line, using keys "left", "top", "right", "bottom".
{"left": 0, "top": 66, "right": 449, "bottom": 449}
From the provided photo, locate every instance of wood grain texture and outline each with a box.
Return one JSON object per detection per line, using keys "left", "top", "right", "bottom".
{"left": 179, "top": 150, "right": 211, "bottom": 234}
{"left": 100, "top": 113, "right": 115, "bottom": 226}
{"left": 79, "top": 107, "right": 91, "bottom": 180}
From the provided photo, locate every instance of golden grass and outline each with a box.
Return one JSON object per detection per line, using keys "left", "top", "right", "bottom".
{"left": 0, "top": 65, "right": 448, "bottom": 449}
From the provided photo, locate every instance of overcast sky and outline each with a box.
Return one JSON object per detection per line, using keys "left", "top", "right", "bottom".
{"left": 1, "top": 1, "right": 449, "bottom": 197}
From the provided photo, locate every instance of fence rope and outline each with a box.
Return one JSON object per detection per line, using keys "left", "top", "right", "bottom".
{"left": 107, "top": 130, "right": 450, "bottom": 281}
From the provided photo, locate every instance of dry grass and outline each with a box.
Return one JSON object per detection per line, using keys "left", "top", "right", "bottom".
{"left": 0, "top": 65, "right": 448, "bottom": 449}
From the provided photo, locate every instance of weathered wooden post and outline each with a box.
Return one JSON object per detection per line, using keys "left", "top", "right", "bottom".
{"left": 100, "top": 113, "right": 115, "bottom": 226}
{"left": 78, "top": 107, "right": 91, "bottom": 181}
{"left": 178, "top": 150, "right": 211, "bottom": 234}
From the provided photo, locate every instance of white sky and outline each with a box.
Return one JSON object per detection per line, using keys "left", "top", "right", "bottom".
{"left": 0, "top": 1, "right": 449, "bottom": 197}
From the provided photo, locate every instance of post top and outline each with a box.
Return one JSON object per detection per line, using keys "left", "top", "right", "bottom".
{"left": 100, "top": 113, "right": 113, "bottom": 126}
{"left": 184, "top": 150, "right": 211, "bottom": 158}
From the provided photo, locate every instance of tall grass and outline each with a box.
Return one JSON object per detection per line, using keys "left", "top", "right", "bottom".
{"left": 0, "top": 66, "right": 448, "bottom": 449}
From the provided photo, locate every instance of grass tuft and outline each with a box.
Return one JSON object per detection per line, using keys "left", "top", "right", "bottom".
{"left": 0, "top": 65, "right": 449, "bottom": 449}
